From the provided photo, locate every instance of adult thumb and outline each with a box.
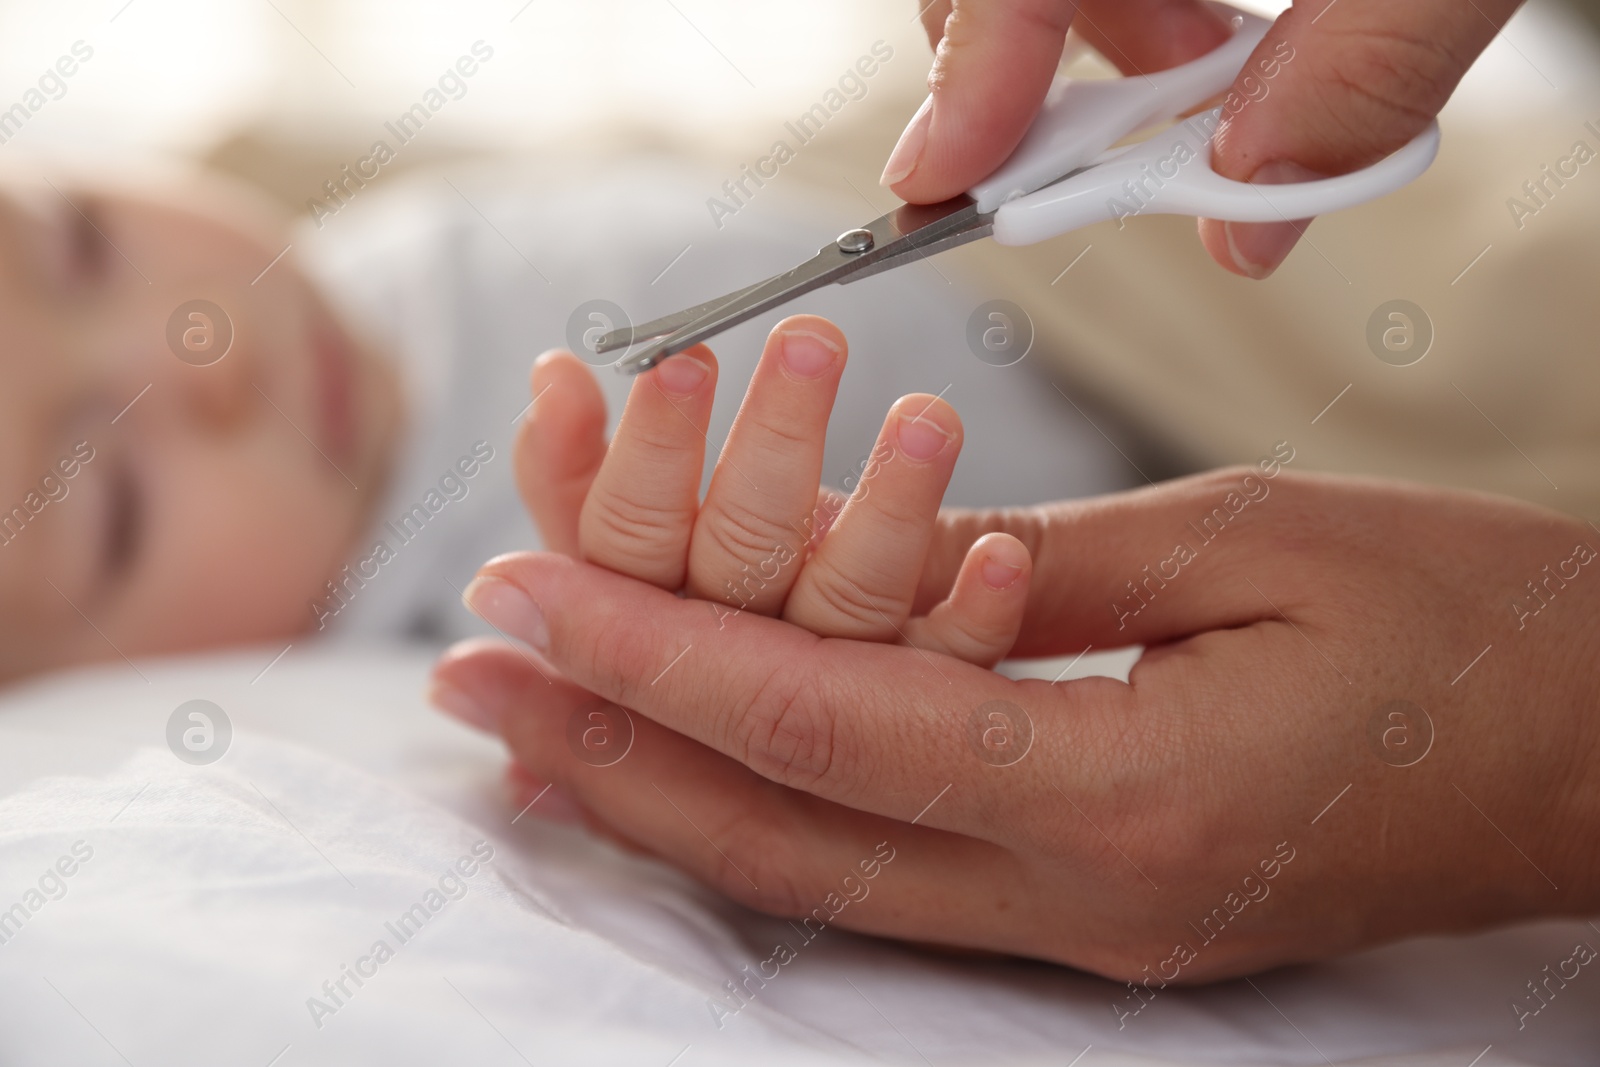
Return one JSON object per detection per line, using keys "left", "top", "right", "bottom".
{"left": 885, "top": 0, "right": 1231, "bottom": 204}
{"left": 1200, "top": 0, "right": 1522, "bottom": 278}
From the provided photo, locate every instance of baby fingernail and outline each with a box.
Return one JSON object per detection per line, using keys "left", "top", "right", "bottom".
{"left": 881, "top": 94, "right": 932, "bottom": 187}
{"left": 463, "top": 577, "right": 549, "bottom": 652}
{"left": 429, "top": 681, "right": 499, "bottom": 733}
{"left": 653, "top": 354, "right": 710, "bottom": 396}
{"left": 779, "top": 329, "right": 840, "bottom": 379}
{"left": 981, "top": 559, "right": 1024, "bottom": 590}
{"left": 896, "top": 412, "right": 955, "bottom": 461}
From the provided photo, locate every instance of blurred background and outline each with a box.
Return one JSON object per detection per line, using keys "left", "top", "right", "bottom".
{"left": 3, "top": 0, "right": 1599, "bottom": 509}
{"left": 4, "top": 0, "right": 1597, "bottom": 161}
{"left": 0, "top": 0, "right": 943, "bottom": 178}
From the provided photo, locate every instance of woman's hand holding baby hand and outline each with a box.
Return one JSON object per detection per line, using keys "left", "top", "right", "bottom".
{"left": 431, "top": 315, "right": 1600, "bottom": 979}
{"left": 429, "top": 312, "right": 1058, "bottom": 922}
{"left": 437, "top": 450, "right": 1600, "bottom": 982}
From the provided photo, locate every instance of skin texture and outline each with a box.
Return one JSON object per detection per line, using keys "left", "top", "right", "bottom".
{"left": 507, "top": 316, "right": 1034, "bottom": 664}
{"left": 883, "top": 0, "right": 1523, "bottom": 278}
{"left": 0, "top": 172, "right": 403, "bottom": 680}
{"left": 434, "top": 318, "right": 1600, "bottom": 980}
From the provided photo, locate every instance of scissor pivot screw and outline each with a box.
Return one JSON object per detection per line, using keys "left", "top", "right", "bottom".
{"left": 836, "top": 228, "right": 875, "bottom": 254}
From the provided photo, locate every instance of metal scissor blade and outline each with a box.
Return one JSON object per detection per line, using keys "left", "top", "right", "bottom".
{"left": 593, "top": 278, "right": 771, "bottom": 353}
{"left": 615, "top": 194, "right": 992, "bottom": 375}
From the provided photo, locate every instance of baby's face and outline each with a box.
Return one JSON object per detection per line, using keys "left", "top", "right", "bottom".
{"left": 0, "top": 173, "right": 403, "bottom": 680}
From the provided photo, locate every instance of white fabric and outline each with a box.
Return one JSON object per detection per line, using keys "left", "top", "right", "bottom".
{"left": 0, "top": 645, "right": 1594, "bottom": 1065}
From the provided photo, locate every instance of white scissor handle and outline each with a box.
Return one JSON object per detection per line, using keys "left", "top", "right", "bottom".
{"left": 969, "top": 2, "right": 1272, "bottom": 214}
{"left": 990, "top": 111, "right": 1440, "bottom": 244}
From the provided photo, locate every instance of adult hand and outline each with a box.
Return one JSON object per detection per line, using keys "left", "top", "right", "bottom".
{"left": 884, "top": 0, "right": 1523, "bottom": 278}
{"left": 437, "top": 468, "right": 1600, "bottom": 982}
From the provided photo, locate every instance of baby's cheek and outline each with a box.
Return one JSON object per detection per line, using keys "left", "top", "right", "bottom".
{"left": 112, "top": 446, "right": 364, "bottom": 652}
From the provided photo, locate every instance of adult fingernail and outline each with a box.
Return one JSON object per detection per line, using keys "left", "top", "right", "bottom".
{"left": 1221, "top": 220, "right": 1302, "bottom": 279}
{"left": 896, "top": 411, "right": 955, "bottom": 461}
{"left": 1220, "top": 160, "right": 1321, "bottom": 279}
{"left": 981, "top": 559, "right": 1024, "bottom": 590}
{"left": 880, "top": 94, "right": 932, "bottom": 187}
{"left": 511, "top": 776, "right": 587, "bottom": 825}
{"left": 779, "top": 329, "right": 840, "bottom": 380}
{"left": 653, "top": 354, "right": 710, "bottom": 397}
{"left": 429, "top": 680, "right": 499, "bottom": 733}
{"left": 463, "top": 576, "right": 549, "bottom": 652}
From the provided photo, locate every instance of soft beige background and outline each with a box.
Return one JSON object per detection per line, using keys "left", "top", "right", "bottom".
{"left": 4, "top": 0, "right": 1598, "bottom": 515}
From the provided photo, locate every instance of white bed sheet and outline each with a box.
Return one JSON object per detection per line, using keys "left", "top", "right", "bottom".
{"left": 0, "top": 645, "right": 1595, "bottom": 1066}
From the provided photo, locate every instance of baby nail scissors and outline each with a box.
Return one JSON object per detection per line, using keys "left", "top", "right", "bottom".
{"left": 597, "top": 3, "right": 1440, "bottom": 374}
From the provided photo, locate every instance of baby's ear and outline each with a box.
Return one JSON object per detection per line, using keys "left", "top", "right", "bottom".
{"left": 514, "top": 351, "right": 608, "bottom": 556}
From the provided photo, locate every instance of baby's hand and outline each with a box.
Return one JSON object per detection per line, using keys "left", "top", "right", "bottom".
{"left": 514, "top": 315, "right": 1031, "bottom": 666}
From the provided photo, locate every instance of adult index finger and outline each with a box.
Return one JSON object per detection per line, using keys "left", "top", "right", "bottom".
{"left": 462, "top": 551, "right": 1127, "bottom": 841}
